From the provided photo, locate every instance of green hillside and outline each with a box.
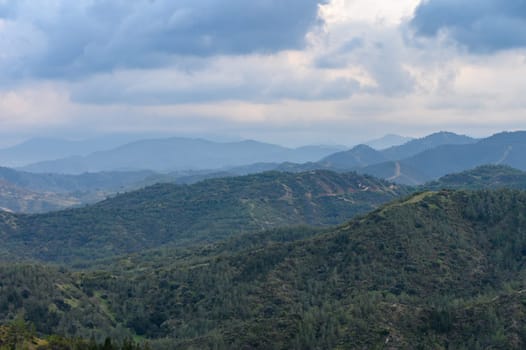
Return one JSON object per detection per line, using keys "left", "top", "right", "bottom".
{"left": 0, "top": 167, "right": 154, "bottom": 194}
{"left": 0, "top": 167, "right": 160, "bottom": 213}
{"left": 0, "top": 170, "right": 408, "bottom": 262}
{"left": 88, "top": 189, "right": 526, "bottom": 348}
{"left": 425, "top": 164, "right": 526, "bottom": 190}
{"left": 2, "top": 189, "right": 526, "bottom": 348}
{"left": 0, "top": 179, "right": 81, "bottom": 213}
{"left": 358, "top": 160, "right": 428, "bottom": 185}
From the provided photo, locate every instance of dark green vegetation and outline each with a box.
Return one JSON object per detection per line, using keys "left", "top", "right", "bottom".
{"left": 0, "top": 179, "right": 80, "bottom": 213}
{"left": 425, "top": 165, "right": 526, "bottom": 190}
{"left": 0, "top": 167, "right": 157, "bottom": 213}
{"left": 0, "top": 265, "right": 122, "bottom": 342}
{"left": 0, "top": 170, "right": 408, "bottom": 262}
{"left": 0, "top": 167, "right": 154, "bottom": 194}
{"left": 2, "top": 190, "right": 526, "bottom": 348}
{"left": 0, "top": 321, "right": 149, "bottom": 349}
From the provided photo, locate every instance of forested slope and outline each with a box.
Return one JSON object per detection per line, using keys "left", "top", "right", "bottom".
{"left": 0, "top": 170, "right": 408, "bottom": 262}
{"left": 2, "top": 190, "right": 526, "bottom": 348}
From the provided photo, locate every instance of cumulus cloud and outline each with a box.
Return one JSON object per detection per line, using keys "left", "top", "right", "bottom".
{"left": 0, "top": 0, "right": 324, "bottom": 78}
{"left": 1, "top": 0, "right": 526, "bottom": 145}
{"left": 311, "top": 2, "right": 418, "bottom": 96}
{"left": 411, "top": 0, "right": 526, "bottom": 53}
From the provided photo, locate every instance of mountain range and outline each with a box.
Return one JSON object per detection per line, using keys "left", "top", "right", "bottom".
{"left": 4, "top": 130, "right": 526, "bottom": 347}
{"left": 19, "top": 138, "right": 345, "bottom": 174}
{"left": 318, "top": 131, "right": 477, "bottom": 171}
{"left": 234, "top": 131, "right": 526, "bottom": 186}
{"left": 0, "top": 136, "right": 146, "bottom": 167}
{"left": 0, "top": 170, "right": 409, "bottom": 262}
{"left": 361, "top": 131, "right": 526, "bottom": 184}
{"left": 0, "top": 130, "right": 523, "bottom": 213}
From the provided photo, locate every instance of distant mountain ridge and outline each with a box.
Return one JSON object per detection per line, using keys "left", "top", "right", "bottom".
{"left": 8, "top": 130, "right": 526, "bottom": 208}
{"left": 381, "top": 131, "right": 477, "bottom": 160}
{"left": 322, "top": 131, "right": 476, "bottom": 170}
{"left": 20, "top": 137, "right": 345, "bottom": 174}
{"left": 163, "top": 131, "right": 516, "bottom": 186}
{"left": 0, "top": 136, "right": 143, "bottom": 167}
{"left": 364, "top": 131, "right": 526, "bottom": 184}
{"left": 273, "top": 131, "right": 526, "bottom": 186}
{"left": 319, "top": 144, "right": 388, "bottom": 169}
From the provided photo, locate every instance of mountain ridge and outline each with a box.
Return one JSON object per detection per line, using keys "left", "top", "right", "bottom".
{"left": 0, "top": 170, "right": 409, "bottom": 262}
{"left": 3, "top": 189, "right": 526, "bottom": 348}
{"left": 19, "top": 137, "right": 345, "bottom": 174}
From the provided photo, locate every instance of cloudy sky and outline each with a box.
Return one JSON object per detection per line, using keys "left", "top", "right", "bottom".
{"left": 0, "top": 0, "right": 525, "bottom": 146}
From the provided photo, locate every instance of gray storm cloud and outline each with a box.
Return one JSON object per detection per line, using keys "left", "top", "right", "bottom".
{"left": 411, "top": 0, "right": 526, "bottom": 53}
{"left": 0, "top": 0, "right": 325, "bottom": 78}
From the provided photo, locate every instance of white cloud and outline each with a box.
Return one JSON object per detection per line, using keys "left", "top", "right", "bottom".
{"left": 320, "top": 0, "right": 420, "bottom": 25}
{"left": 0, "top": 0, "right": 526, "bottom": 145}
{"left": 0, "top": 84, "right": 71, "bottom": 128}
{"left": 68, "top": 52, "right": 360, "bottom": 105}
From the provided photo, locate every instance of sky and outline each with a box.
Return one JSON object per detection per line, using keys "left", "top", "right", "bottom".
{"left": 0, "top": 0, "right": 526, "bottom": 147}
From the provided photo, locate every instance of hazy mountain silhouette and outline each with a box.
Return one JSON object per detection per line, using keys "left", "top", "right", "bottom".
{"left": 20, "top": 137, "right": 345, "bottom": 174}
{"left": 0, "top": 136, "right": 144, "bottom": 167}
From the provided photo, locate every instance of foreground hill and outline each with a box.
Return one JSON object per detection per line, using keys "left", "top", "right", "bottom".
{"left": 77, "top": 189, "right": 526, "bottom": 348}
{"left": 0, "top": 170, "right": 408, "bottom": 262}
{"left": 2, "top": 189, "right": 526, "bottom": 348}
